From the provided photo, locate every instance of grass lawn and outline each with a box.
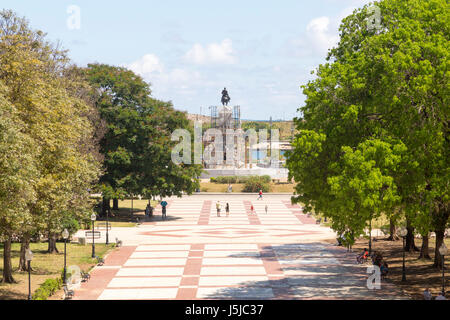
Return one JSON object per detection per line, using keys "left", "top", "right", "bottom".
{"left": 0, "top": 242, "right": 116, "bottom": 300}
{"left": 325, "top": 236, "right": 450, "bottom": 299}
{"left": 104, "top": 221, "right": 137, "bottom": 228}
{"left": 199, "top": 182, "right": 295, "bottom": 193}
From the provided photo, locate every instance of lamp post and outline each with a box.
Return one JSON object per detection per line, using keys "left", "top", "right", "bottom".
{"left": 106, "top": 209, "right": 110, "bottom": 245}
{"left": 439, "top": 243, "right": 448, "bottom": 296}
{"left": 91, "top": 213, "right": 96, "bottom": 258}
{"left": 399, "top": 228, "right": 407, "bottom": 282}
{"left": 25, "top": 249, "right": 33, "bottom": 300}
{"left": 62, "top": 228, "right": 69, "bottom": 284}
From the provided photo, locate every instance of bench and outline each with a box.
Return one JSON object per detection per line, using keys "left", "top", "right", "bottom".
{"left": 96, "top": 256, "right": 105, "bottom": 266}
{"left": 96, "top": 222, "right": 111, "bottom": 231}
{"left": 85, "top": 231, "right": 101, "bottom": 239}
{"left": 81, "top": 271, "right": 90, "bottom": 282}
{"left": 63, "top": 285, "right": 74, "bottom": 300}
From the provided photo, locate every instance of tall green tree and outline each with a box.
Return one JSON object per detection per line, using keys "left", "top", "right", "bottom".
{"left": 287, "top": 0, "right": 449, "bottom": 267}
{"left": 84, "top": 64, "right": 202, "bottom": 214}
{"left": 0, "top": 9, "right": 101, "bottom": 266}
{"left": 0, "top": 82, "right": 37, "bottom": 283}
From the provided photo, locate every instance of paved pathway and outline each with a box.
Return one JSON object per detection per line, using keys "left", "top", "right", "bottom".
{"left": 73, "top": 195, "right": 408, "bottom": 300}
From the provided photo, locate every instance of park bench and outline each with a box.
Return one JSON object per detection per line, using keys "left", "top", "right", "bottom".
{"left": 96, "top": 222, "right": 111, "bottom": 230}
{"left": 85, "top": 231, "right": 101, "bottom": 239}
{"left": 81, "top": 271, "right": 90, "bottom": 282}
{"left": 63, "top": 285, "right": 74, "bottom": 300}
{"left": 96, "top": 256, "right": 105, "bottom": 266}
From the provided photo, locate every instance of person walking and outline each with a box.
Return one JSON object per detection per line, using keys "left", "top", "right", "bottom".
{"left": 258, "top": 190, "right": 263, "bottom": 200}
{"left": 226, "top": 203, "right": 230, "bottom": 217}
{"left": 250, "top": 204, "right": 255, "bottom": 215}
{"left": 216, "top": 201, "right": 221, "bottom": 217}
{"left": 265, "top": 204, "right": 268, "bottom": 214}
{"left": 161, "top": 200, "right": 168, "bottom": 220}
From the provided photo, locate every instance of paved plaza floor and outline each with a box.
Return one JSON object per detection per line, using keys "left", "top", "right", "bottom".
{"left": 73, "top": 195, "right": 408, "bottom": 300}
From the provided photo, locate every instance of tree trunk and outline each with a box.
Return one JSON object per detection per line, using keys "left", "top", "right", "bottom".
{"left": 387, "top": 217, "right": 399, "bottom": 241}
{"left": 419, "top": 234, "right": 431, "bottom": 260}
{"left": 405, "top": 220, "right": 419, "bottom": 252}
{"left": 47, "top": 234, "right": 59, "bottom": 254}
{"left": 433, "top": 229, "right": 445, "bottom": 269}
{"left": 18, "top": 236, "right": 31, "bottom": 272}
{"left": 113, "top": 198, "right": 119, "bottom": 210}
{"left": 1, "top": 239, "right": 16, "bottom": 283}
{"left": 101, "top": 197, "right": 111, "bottom": 217}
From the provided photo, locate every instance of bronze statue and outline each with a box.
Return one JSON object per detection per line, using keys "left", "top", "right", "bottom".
{"left": 221, "top": 87, "right": 230, "bottom": 106}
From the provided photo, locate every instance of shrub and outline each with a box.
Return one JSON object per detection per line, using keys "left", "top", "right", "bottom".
{"left": 61, "top": 268, "right": 72, "bottom": 283}
{"left": 214, "top": 176, "right": 238, "bottom": 184}
{"left": 242, "top": 176, "right": 271, "bottom": 193}
{"left": 32, "top": 288, "right": 48, "bottom": 301}
{"left": 61, "top": 215, "right": 80, "bottom": 237}
{"left": 237, "top": 176, "right": 250, "bottom": 183}
{"left": 32, "top": 278, "right": 63, "bottom": 300}
{"left": 210, "top": 175, "right": 271, "bottom": 185}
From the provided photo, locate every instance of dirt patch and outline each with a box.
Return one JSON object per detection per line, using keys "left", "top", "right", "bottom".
{"left": 325, "top": 236, "right": 449, "bottom": 300}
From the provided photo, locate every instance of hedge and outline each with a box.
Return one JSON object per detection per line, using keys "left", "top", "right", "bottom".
{"left": 210, "top": 175, "right": 272, "bottom": 184}
{"left": 32, "top": 278, "right": 63, "bottom": 300}
{"left": 242, "top": 176, "right": 272, "bottom": 193}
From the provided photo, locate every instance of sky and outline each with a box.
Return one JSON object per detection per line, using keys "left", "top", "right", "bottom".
{"left": 1, "top": 0, "right": 372, "bottom": 120}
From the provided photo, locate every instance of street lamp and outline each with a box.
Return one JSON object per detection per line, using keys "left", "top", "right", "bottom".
{"left": 439, "top": 243, "right": 448, "bottom": 296}
{"left": 399, "top": 228, "right": 407, "bottom": 282}
{"left": 91, "top": 213, "right": 96, "bottom": 258}
{"left": 62, "top": 228, "right": 69, "bottom": 284}
{"left": 106, "top": 209, "right": 110, "bottom": 245}
{"left": 25, "top": 249, "right": 33, "bottom": 300}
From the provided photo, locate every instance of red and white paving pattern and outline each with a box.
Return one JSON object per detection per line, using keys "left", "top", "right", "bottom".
{"left": 73, "top": 195, "right": 408, "bottom": 300}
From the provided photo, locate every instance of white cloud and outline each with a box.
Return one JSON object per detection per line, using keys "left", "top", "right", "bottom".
{"left": 126, "top": 54, "right": 207, "bottom": 104}
{"left": 159, "top": 68, "right": 202, "bottom": 85}
{"left": 184, "top": 39, "right": 236, "bottom": 65}
{"left": 286, "top": 6, "right": 363, "bottom": 59}
{"left": 306, "top": 17, "right": 340, "bottom": 54}
{"left": 127, "top": 54, "right": 164, "bottom": 75}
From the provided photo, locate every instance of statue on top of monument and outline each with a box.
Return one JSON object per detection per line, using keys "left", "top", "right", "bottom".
{"left": 221, "top": 87, "right": 231, "bottom": 106}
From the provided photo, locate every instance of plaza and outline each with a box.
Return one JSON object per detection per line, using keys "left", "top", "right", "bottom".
{"left": 72, "top": 195, "right": 408, "bottom": 300}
